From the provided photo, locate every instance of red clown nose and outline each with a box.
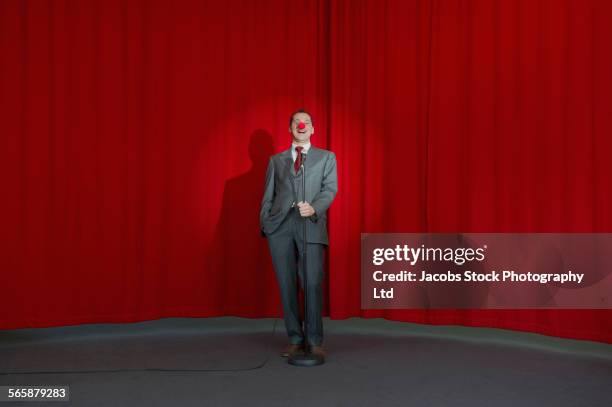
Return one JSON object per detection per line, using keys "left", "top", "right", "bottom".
{"left": 297, "top": 122, "right": 306, "bottom": 130}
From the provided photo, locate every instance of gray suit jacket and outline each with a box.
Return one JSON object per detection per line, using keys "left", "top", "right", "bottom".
{"left": 260, "top": 146, "right": 338, "bottom": 245}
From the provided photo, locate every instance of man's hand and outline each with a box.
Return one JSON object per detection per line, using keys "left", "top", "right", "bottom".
{"left": 297, "top": 201, "right": 315, "bottom": 217}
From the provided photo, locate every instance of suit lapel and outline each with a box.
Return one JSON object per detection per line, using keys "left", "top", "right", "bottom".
{"left": 304, "top": 146, "right": 323, "bottom": 171}
{"left": 281, "top": 148, "right": 294, "bottom": 177}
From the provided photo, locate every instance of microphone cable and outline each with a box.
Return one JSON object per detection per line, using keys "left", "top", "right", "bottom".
{"left": 0, "top": 319, "right": 279, "bottom": 375}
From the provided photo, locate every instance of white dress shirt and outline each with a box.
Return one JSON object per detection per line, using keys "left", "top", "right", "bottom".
{"left": 291, "top": 142, "right": 311, "bottom": 162}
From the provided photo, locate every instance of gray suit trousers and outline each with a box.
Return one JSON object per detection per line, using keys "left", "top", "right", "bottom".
{"left": 267, "top": 207, "right": 325, "bottom": 346}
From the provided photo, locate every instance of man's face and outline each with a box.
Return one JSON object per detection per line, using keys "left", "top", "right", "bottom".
{"left": 289, "top": 112, "right": 314, "bottom": 143}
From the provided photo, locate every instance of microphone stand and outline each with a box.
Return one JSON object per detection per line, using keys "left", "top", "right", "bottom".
{"left": 289, "top": 152, "right": 324, "bottom": 366}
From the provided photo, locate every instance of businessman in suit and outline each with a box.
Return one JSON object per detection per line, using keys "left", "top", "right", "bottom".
{"left": 260, "top": 109, "right": 338, "bottom": 358}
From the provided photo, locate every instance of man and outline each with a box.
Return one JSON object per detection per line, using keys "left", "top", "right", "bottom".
{"left": 260, "top": 109, "right": 338, "bottom": 358}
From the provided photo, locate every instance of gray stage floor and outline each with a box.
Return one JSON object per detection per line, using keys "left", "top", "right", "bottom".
{"left": 1, "top": 317, "right": 611, "bottom": 406}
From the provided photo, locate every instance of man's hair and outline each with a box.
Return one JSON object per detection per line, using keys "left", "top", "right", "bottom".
{"left": 289, "top": 108, "right": 314, "bottom": 127}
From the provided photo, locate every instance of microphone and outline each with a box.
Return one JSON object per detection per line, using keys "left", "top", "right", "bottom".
{"left": 300, "top": 151, "right": 307, "bottom": 168}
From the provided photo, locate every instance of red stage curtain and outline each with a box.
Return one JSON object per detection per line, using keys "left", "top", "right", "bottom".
{"left": 1, "top": 0, "right": 610, "bottom": 343}
{"left": 328, "top": 0, "right": 612, "bottom": 343}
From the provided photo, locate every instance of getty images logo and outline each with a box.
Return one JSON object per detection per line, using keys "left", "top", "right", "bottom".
{"left": 371, "top": 244, "right": 487, "bottom": 266}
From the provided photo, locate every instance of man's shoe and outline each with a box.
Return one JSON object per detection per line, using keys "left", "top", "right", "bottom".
{"left": 280, "top": 344, "right": 303, "bottom": 358}
{"left": 311, "top": 345, "right": 326, "bottom": 358}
